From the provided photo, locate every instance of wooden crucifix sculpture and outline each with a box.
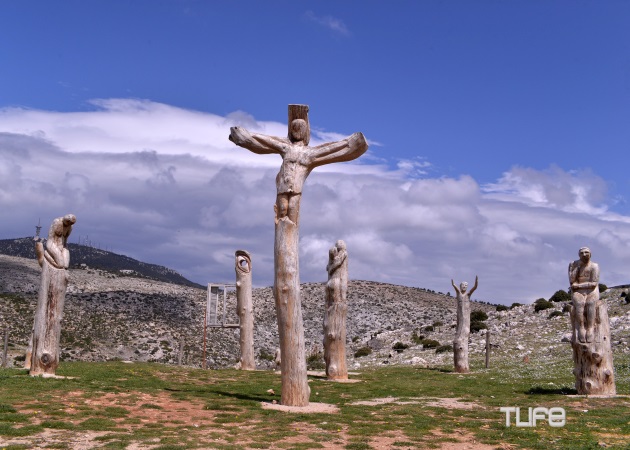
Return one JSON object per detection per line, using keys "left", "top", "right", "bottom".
{"left": 451, "top": 276, "right": 477, "bottom": 373}
{"left": 30, "top": 214, "right": 76, "bottom": 376}
{"left": 229, "top": 104, "right": 368, "bottom": 406}
{"left": 568, "top": 247, "right": 615, "bottom": 395}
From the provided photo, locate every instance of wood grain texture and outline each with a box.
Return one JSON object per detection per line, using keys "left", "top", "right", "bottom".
{"left": 323, "top": 240, "right": 348, "bottom": 380}
{"left": 229, "top": 105, "right": 367, "bottom": 406}
{"left": 235, "top": 250, "right": 255, "bottom": 370}
{"left": 29, "top": 214, "right": 75, "bottom": 376}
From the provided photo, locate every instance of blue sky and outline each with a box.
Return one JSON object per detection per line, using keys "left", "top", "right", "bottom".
{"left": 1, "top": 1, "right": 630, "bottom": 304}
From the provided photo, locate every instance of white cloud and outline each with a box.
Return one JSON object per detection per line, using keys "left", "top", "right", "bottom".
{"left": 304, "top": 11, "right": 350, "bottom": 35}
{"left": 1, "top": 99, "right": 630, "bottom": 304}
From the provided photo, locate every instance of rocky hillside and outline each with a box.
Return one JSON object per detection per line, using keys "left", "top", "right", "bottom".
{"left": 0, "top": 238, "right": 203, "bottom": 288}
{"left": 1, "top": 254, "right": 629, "bottom": 374}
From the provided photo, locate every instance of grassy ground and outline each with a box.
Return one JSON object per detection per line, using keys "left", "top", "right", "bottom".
{"left": 1, "top": 354, "right": 629, "bottom": 449}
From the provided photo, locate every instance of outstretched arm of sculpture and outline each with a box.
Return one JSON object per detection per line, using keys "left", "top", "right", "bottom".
{"left": 469, "top": 276, "right": 479, "bottom": 296}
{"left": 229, "top": 127, "right": 286, "bottom": 155}
{"left": 451, "top": 279, "right": 461, "bottom": 296}
{"left": 309, "top": 132, "right": 368, "bottom": 168}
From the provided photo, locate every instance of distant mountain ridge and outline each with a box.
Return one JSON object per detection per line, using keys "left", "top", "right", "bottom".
{"left": 0, "top": 237, "right": 203, "bottom": 288}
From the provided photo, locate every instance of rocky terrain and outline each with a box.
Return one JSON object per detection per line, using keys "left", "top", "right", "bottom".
{"left": 1, "top": 253, "right": 629, "bottom": 375}
{"left": 0, "top": 238, "right": 203, "bottom": 288}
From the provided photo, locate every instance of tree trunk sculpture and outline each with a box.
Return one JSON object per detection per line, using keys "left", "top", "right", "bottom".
{"left": 323, "top": 240, "right": 348, "bottom": 380}
{"left": 30, "top": 214, "right": 76, "bottom": 376}
{"left": 235, "top": 250, "right": 255, "bottom": 370}
{"left": 451, "top": 276, "right": 477, "bottom": 373}
{"left": 569, "top": 247, "right": 616, "bottom": 395}
{"left": 229, "top": 105, "right": 368, "bottom": 406}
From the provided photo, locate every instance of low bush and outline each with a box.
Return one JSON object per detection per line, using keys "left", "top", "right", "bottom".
{"left": 392, "top": 342, "right": 409, "bottom": 353}
{"left": 470, "top": 321, "right": 487, "bottom": 333}
{"left": 258, "top": 350, "right": 275, "bottom": 362}
{"left": 549, "top": 289, "right": 571, "bottom": 303}
{"left": 510, "top": 302, "right": 523, "bottom": 309}
{"left": 599, "top": 283, "right": 608, "bottom": 293}
{"left": 306, "top": 351, "right": 325, "bottom": 370}
{"left": 421, "top": 339, "right": 440, "bottom": 349}
{"left": 534, "top": 299, "right": 553, "bottom": 312}
{"left": 411, "top": 331, "right": 425, "bottom": 345}
{"left": 496, "top": 305, "right": 508, "bottom": 312}
{"left": 435, "top": 344, "right": 453, "bottom": 353}
{"left": 354, "top": 346, "right": 372, "bottom": 358}
{"left": 424, "top": 325, "right": 434, "bottom": 332}
{"left": 548, "top": 310, "right": 564, "bottom": 319}
{"left": 470, "top": 310, "right": 488, "bottom": 322}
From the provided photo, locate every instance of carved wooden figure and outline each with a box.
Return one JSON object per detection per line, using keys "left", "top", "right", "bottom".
{"left": 568, "top": 247, "right": 615, "bottom": 395}
{"left": 29, "top": 214, "right": 76, "bottom": 376}
{"left": 229, "top": 104, "right": 368, "bottom": 406}
{"left": 323, "top": 240, "right": 349, "bottom": 380}
{"left": 451, "top": 276, "right": 477, "bottom": 373}
{"left": 235, "top": 250, "right": 255, "bottom": 370}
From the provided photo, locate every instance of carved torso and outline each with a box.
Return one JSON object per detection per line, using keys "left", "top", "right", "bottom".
{"left": 569, "top": 260, "right": 599, "bottom": 293}
{"left": 276, "top": 146, "right": 313, "bottom": 194}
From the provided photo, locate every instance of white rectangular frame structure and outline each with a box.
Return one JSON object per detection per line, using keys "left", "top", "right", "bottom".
{"left": 206, "top": 284, "right": 239, "bottom": 328}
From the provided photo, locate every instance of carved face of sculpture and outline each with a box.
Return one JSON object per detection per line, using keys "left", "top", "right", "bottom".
{"left": 460, "top": 282, "right": 468, "bottom": 293}
{"left": 289, "top": 119, "right": 307, "bottom": 143}
{"left": 579, "top": 247, "right": 591, "bottom": 264}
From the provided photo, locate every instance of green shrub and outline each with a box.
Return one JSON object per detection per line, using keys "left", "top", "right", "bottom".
{"left": 411, "top": 331, "right": 425, "bottom": 345}
{"left": 534, "top": 300, "right": 553, "bottom": 312}
{"left": 352, "top": 336, "right": 360, "bottom": 343}
{"left": 496, "top": 305, "right": 508, "bottom": 312}
{"left": 548, "top": 310, "right": 564, "bottom": 319}
{"left": 306, "top": 351, "right": 325, "bottom": 370}
{"left": 354, "top": 346, "right": 372, "bottom": 358}
{"left": 470, "top": 310, "right": 488, "bottom": 322}
{"left": 392, "top": 342, "right": 409, "bottom": 353}
{"left": 435, "top": 344, "right": 453, "bottom": 353}
{"left": 510, "top": 303, "right": 523, "bottom": 309}
{"left": 549, "top": 289, "right": 570, "bottom": 303}
{"left": 421, "top": 339, "right": 439, "bottom": 349}
{"left": 424, "top": 325, "right": 434, "bottom": 332}
{"left": 470, "top": 321, "right": 487, "bottom": 333}
{"left": 598, "top": 283, "right": 608, "bottom": 293}
{"left": 258, "top": 349, "right": 275, "bottom": 362}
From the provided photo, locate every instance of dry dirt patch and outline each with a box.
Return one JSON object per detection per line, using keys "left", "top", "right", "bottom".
{"left": 349, "top": 397, "right": 482, "bottom": 410}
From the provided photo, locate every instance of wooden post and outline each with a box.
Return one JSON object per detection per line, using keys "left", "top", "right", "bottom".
{"left": 30, "top": 214, "right": 76, "bottom": 376}
{"left": 202, "top": 307, "right": 208, "bottom": 370}
{"left": 2, "top": 329, "right": 8, "bottom": 368}
{"left": 235, "top": 250, "right": 255, "bottom": 370}
{"left": 568, "top": 248, "right": 616, "bottom": 395}
{"left": 485, "top": 330, "right": 490, "bottom": 369}
{"left": 229, "top": 105, "right": 367, "bottom": 406}
{"left": 178, "top": 340, "right": 184, "bottom": 366}
{"left": 323, "top": 240, "right": 348, "bottom": 380}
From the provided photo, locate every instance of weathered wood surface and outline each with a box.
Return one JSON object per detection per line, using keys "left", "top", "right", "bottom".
{"left": 29, "top": 214, "right": 76, "bottom": 376}
{"left": 235, "top": 250, "right": 255, "bottom": 370}
{"left": 569, "top": 247, "right": 616, "bottom": 395}
{"left": 451, "top": 276, "right": 477, "bottom": 373}
{"left": 229, "top": 104, "right": 367, "bottom": 406}
{"left": 323, "top": 240, "right": 348, "bottom": 380}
